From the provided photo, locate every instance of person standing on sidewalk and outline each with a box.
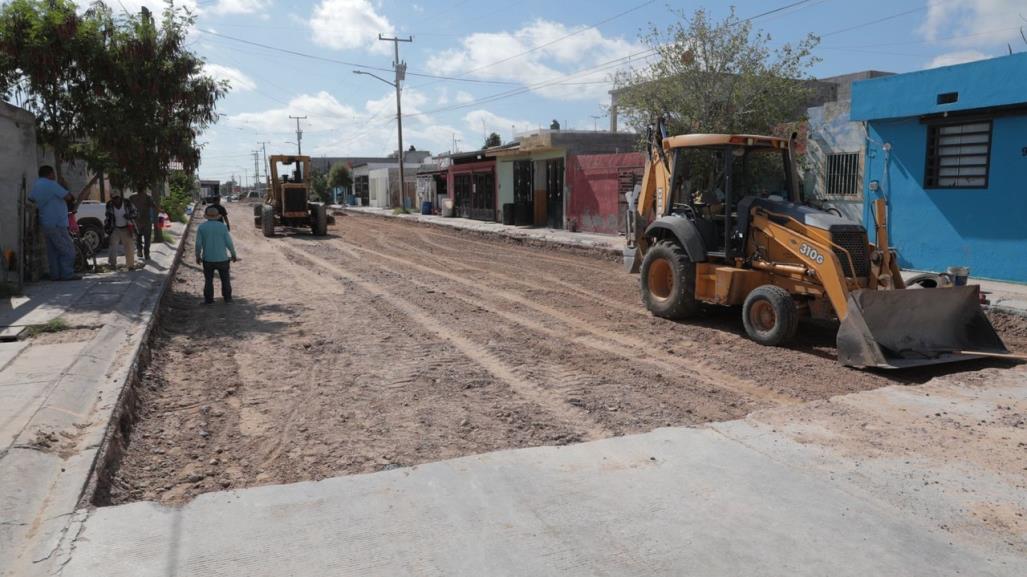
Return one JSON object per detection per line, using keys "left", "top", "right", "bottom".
{"left": 195, "top": 204, "right": 238, "bottom": 304}
{"left": 104, "top": 193, "right": 137, "bottom": 270}
{"left": 130, "top": 191, "right": 157, "bottom": 261}
{"left": 28, "top": 166, "right": 80, "bottom": 281}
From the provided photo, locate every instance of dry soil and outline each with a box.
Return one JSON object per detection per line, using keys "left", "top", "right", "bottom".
{"left": 105, "top": 203, "right": 1027, "bottom": 505}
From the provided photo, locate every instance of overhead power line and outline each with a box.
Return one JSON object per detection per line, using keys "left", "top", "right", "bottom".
{"left": 197, "top": 29, "right": 520, "bottom": 85}
{"left": 401, "top": 0, "right": 826, "bottom": 120}
{"left": 820, "top": 4, "right": 930, "bottom": 38}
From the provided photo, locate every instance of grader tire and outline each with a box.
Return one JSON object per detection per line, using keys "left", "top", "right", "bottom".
{"left": 311, "top": 204, "right": 328, "bottom": 236}
{"left": 261, "top": 204, "right": 275, "bottom": 238}
{"left": 639, "top": 240, "right": 699, "bottom": 320}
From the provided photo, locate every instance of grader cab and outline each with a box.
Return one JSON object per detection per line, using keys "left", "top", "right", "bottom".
{"left": 254, "top": 155, "right": 328, "bottom": 237}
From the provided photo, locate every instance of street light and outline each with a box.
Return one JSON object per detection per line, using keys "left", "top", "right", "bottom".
{"left": 354, "top": 68, "right": 409, "bottom": 210}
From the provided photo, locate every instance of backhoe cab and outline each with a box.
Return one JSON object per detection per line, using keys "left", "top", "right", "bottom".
{"left": 253, "top": 155, "right": 329, "bottom": 237}
{"left": 627, "top": 119, "right": 1008, "bottom": 369}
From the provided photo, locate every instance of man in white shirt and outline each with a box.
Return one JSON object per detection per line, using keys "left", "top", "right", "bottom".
{"left": 104, "top": 193, "right": 137, "bottom": 270}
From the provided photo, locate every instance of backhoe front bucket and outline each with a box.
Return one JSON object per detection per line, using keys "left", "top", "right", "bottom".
{"left": 837, "top": 286, "right": 1008, "bottom": 369}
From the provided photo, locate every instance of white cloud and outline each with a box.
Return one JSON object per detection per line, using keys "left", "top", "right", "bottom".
{"left": 309, "top": 0, "right": 393, "bottom": 53}
{"left": 455, "top": 90, "right": 474, "bottom": 104}
{"left": 220, "top": 90, "right": 467, "bottom": 158}
{"left": 920, "top": 0, "right": 1025, "bottom": 46}
{"left": 926, "top": 50, "right": 991, "bottom": 69}
{"left": 464, "top": 110, "right": 535, "bottom": 139}
{"left": 426, "top": 19, "right": 642, "bottom": 101}
{"left": 204, "top": 64, "right": 257, "bottom": 92}
{"left": 85, "top": 0, "right": 270, "bottom": 16}
{"left": 208, "top": 0, "right": 272, "bottom": 15}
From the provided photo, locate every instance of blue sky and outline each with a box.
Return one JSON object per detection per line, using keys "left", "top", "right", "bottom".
{"left": 147, "top": 0, "right": 1026, "bottom": 183}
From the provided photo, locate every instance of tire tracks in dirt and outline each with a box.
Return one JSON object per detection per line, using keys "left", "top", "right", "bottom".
{"left": 313, "top": 232, "right": 798, "bottom": 407}
{"left": 276, "top": 241, "right": 610, "bottom": 441}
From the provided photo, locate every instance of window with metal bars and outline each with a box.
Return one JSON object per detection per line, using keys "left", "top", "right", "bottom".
{"left": 925, "top": 120, "right": 991, "bottom": 188}
{"left": 825, "top": 152, "right": 862, "bottom": 197}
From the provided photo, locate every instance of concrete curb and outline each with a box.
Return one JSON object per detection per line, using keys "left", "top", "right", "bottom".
{"left": 78, "top": 211, "right": 196, "bottom": 508}
{"left": 988, "top": 304, "right": 1027, "bottom": 319}
{"left": 338, "top": 208, "right": 623, "bottom": 262}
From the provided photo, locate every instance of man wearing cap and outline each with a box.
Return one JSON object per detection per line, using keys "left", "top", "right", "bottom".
{"left": 105, "top": 192, "right": 137, "bottom": 270}
{"left": 195, "top": 204, "right": 238, "bottom": 304}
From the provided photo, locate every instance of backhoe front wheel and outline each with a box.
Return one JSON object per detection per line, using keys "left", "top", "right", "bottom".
{"left": 742, "top": 285, "right": 798, "bottom": 346}
{"left": 640, "top": 240, "right": 698, "bottom": 320}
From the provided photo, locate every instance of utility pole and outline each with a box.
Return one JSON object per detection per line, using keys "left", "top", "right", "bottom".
{"left": 253, "top": 150, "right": 262, "bottom": 195}
{"left": 590, "top": 115, "right": 602, "bottom": 132}
{"left": 288, "top": 115, "right": 306, "bottom": 155}
{"left": 258, "top": 141, "right": 270, "bottom": 195}
{"left": 382, "top": 34, "right": 412, "bottom": 210}
{"left": 353, "top": 34, "right": 412, "bottom": 208}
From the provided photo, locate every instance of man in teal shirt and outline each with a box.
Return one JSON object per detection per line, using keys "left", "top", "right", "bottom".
{"left": 28, "top": 165, "right": 79, "bottom": 281}
{"left": 195, "top": 204, "right": 238, "bottom": 303}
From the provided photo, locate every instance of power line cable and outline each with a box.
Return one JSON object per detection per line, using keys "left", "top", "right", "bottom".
{"left": 197, "top": 29, "right": 521, "bottom": 85}
{"left": 401, "top": 0, "right": 823, "bottom": 120}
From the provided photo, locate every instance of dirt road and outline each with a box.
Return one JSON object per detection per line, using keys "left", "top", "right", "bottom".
{"left": 106, "top": 204, "right": 1027, "bottom": 505}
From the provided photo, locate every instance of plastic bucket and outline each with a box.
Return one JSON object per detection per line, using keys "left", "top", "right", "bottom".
{"left": 421, "top": 201, "right": 433, "bottom": 215}
{"left": 947, "top": 266, "right": 970, "bottom": 286}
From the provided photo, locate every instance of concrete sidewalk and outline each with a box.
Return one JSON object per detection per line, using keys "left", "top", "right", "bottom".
{"left": 58, "top": 365, "right": 1026, "bottom": 576}
{"left": 336, "top": 205, "right": 622, "bottom": 255}
{"left": 0, "top": 221, "right": 189, "bottom": 577}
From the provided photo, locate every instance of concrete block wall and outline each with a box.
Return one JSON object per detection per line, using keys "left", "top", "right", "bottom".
{"left": 566, "top": 152, "right": 643, "bottom": 235}
{"left": 0, "top": 103, "right": 39, "bottom": 286}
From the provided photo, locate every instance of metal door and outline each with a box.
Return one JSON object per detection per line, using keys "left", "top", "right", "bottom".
{"left": 453, "top": 174, "right": 472, "bottom": 218}
{"left": 546, "top": 158, "right": 564, "bottom": 229}
{"left": 513, "top": 160, "right": 533, "bottom": 225}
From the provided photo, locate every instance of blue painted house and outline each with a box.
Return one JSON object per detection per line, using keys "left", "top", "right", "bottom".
{"left": 851, "top": 53, "right": 1027, "bottom": 283}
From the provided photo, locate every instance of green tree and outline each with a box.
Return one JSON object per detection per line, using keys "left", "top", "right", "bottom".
{"left": 90, "top": 5, "right": 225, "bottom": 213}
{"left": 164, "top": 170, "right": 194, "bottom": 223}
{"left": 0, "top": 0, "right": 108, "bottom": 178}
{"left": 309, "top": 170, "right": 329, "bottom": 203}
{"left": 88, "top": 4, "right": 225, "bottom": 240}
{"left": 612, "top": 7, "right": 820, "bottom": 137}
{"left": 327, "top": 162, "right": 352, "bottom": 192}
{"left": 483, "top": 132, "right": 501, "bottom": 148}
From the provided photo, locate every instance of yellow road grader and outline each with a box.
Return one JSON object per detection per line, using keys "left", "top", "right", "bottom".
{"left": 254, "top": 155, "right": 329, "bottom": 237}
{"left": 625, "top": 120, "right": 1010, "bottom": 369}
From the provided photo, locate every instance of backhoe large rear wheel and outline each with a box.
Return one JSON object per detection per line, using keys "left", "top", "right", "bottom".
{"left": 640, "top": 240, "right": 698, "bottom": 320}
{"left": 742, "top": 285, "right": 799, "bottom": 346}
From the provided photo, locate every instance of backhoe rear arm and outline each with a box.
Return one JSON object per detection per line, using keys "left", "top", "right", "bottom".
{"left": 751, "top": 213, "right": 854, "bottom": 321}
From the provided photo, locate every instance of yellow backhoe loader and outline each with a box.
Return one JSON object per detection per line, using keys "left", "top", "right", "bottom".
{"left": 625, "top": 119, "right": 1010, "bottom": 369}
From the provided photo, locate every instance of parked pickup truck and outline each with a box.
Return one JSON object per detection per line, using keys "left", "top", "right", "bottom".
{"left": 75, "top": 200, "right": 107, "bottom": 253}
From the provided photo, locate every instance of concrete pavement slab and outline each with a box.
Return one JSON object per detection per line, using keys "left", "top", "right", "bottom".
{"left": 0, "top": 220, "right": 190, "bottom": 577}
{"left": 61, "top": 420, "right": 1020, "bottom": 577}
{"left": 0, "top": 341, "right": 27, "bottom": 370}
{"left": 0, "top": 342, "right": 87, "bottom": 446}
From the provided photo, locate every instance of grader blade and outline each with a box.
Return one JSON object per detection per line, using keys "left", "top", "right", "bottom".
{"left": 836, "top": 286, "right": 1008, "bottom": 369}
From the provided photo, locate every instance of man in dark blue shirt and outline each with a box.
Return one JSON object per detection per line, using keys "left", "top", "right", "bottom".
{"left": 28, "top": 165, "right": 79, "bottom": 281}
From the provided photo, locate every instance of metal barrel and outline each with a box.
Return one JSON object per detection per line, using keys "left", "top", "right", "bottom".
{"left": 837, "top": 285, "right": 1008, "bottom": 369}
